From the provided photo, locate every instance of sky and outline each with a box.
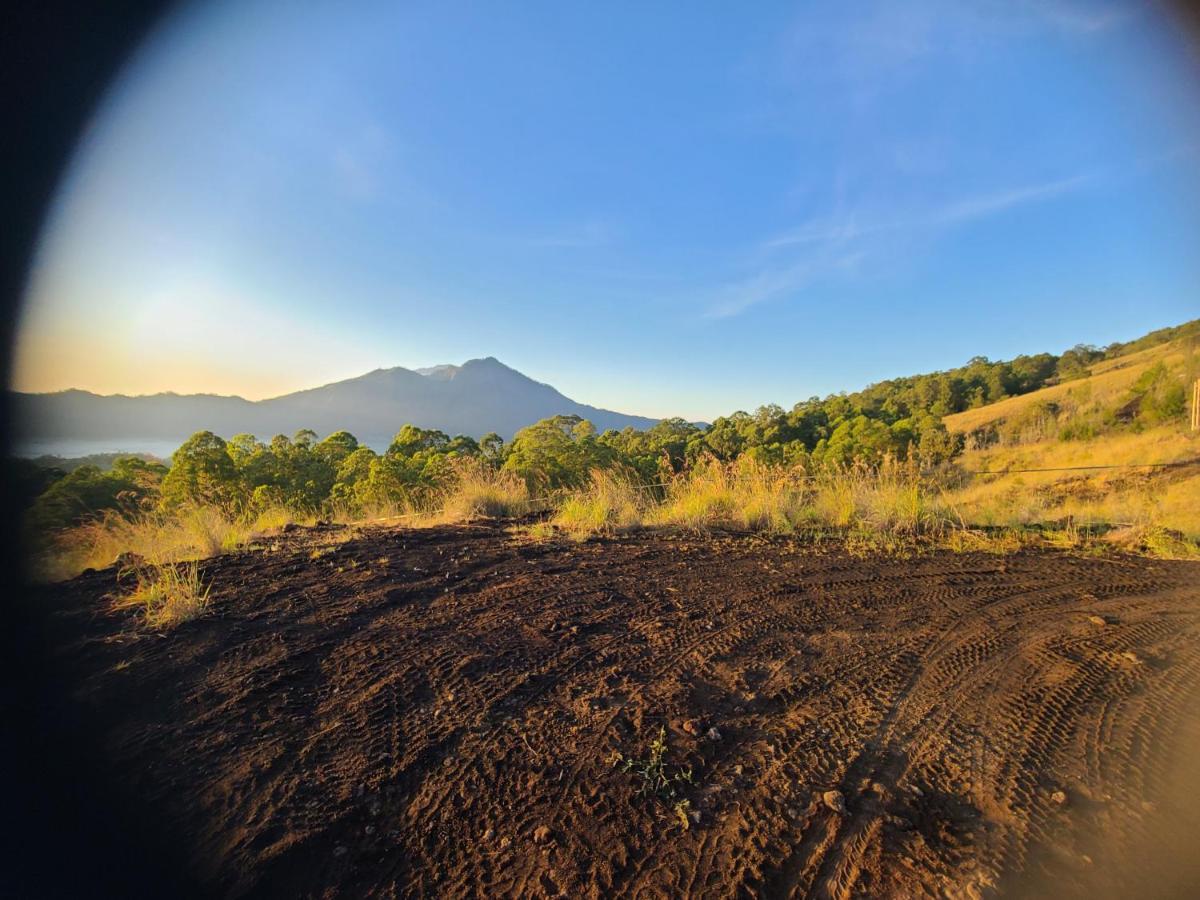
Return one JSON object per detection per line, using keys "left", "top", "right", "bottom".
{"left": 12, "top": 0, "right": 1200, "bottom": 422}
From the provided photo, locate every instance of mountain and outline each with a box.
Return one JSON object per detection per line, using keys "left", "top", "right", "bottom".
{"left": 12, "top": 357, "right": 660, "bottom": 453}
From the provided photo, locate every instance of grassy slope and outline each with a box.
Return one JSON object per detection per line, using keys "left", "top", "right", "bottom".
{"left": 942, "top": 338, "right": 1200, "bottom": 538}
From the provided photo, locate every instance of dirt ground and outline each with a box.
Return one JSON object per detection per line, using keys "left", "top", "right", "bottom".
{"left": 37, "top": 522, "right": 1200, "bottom": 898}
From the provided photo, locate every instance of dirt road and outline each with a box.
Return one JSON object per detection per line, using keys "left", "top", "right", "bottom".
{"left": 40, "top": 523, "right": 1200, "bottom": 897}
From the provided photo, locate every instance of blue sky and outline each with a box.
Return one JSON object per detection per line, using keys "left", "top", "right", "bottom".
{"left": 14, "top": 0, "right": 1200, "bottom": 421}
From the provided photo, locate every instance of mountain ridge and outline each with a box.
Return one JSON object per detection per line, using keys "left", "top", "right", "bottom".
{"left": 13, "top": 357, "right": 661, "bottom": 452}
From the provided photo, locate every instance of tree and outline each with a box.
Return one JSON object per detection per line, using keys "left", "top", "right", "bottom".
{"left": 316, "top": 431, "right": 360, "bottom": 468}
{"left": 388, "top": 425, "right": 450, "bottom": 457}
{"left": 28, "top": 457, "right": 167, "bottom": 531}
{"left": 503, "top": 415, "right": 616, "bottom": 491}
{"left": 160, "top": 431, "right": 240, "bottom": 510}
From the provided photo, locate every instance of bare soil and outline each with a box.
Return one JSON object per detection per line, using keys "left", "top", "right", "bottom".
{"left": 39, "top": 523, "right": 1200, "bottom": 898}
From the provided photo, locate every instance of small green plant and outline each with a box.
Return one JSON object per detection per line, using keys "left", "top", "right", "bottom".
{"left": 611, "top": 725, "right": 696, "bottom": 829}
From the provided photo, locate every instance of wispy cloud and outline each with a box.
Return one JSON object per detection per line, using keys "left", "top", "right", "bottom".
{"left": 1019, "top": 0, "right": 1136, "bottom": 35}
{"left": 706, "top": 250, "right": 863, "bottom": 319}
{"left": 708, "top": 170, "right": 1096, "bottom": 319}
{"left": 765, "top": 171, "right": 1095, "bottom": 251}
{"left": 521, "top": 220, "right": 611, "bottom": 249}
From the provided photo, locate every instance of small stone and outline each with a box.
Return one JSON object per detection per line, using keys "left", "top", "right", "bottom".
{"left": 533, "top": 825, "right": 552, "bottom": 844}
{"left": 682, "top": 719, "right": 702, "bottom": 736}
{"left": 823, "top": 790, "right": 847, "bottom": 815}
{"left": 707, "top": 727, "right": 723, "bottom": 741}
{"left": 113, "top": 551, "right": 145, "bottom": 569}
{"left": 1051, "top": 790, "right": 1068, "bottom": 806}
{"left": 332, "top": 846, "right": 348, "bottom": 858}
{"left": 364, "top": 825, "right": 376, "bottom": 835}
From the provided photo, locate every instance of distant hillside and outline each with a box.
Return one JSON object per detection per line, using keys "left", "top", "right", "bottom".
{"left": 943, "top": 331, "right": 1198, "bottom": 441}
{"left": 13, "top": 357, "right": 659, "bottom": 452}
{"left": 941, "top": 327, "right": 1199, "bottom": 541}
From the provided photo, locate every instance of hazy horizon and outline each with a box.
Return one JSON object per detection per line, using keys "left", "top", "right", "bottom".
{"left": 12, "top": 0, "right": 1200, "bottom": 421}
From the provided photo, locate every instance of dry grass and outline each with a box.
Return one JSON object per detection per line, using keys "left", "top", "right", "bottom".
{"left": 115, "top": 562, "right": 211, "bottom": 628}
{"left": 551, "top": 469, "right": 646, "bottom": 539}
{"left": 943, "top": 338, "right": 1196, "bottom": 435}
{"left": 538, "top": 460, "right": 954, "bottom": 544}
{"left": 648, "top": 459, "right": 810, "bottom": 533}
{"left": 435, "top": 458, "right": 531, "bottom": 522}
{"left": 30, "top": 504, "right": 306, "bottom": 582}
{"left": 946, "top": 424, "right": 1200, "bottom": 540}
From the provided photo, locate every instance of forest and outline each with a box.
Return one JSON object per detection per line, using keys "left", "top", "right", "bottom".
{"left": 18, "top": 319, "right": 1197, "bottom": 537}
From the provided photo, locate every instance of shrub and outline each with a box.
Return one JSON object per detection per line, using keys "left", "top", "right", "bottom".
{"left": 552, "top": 468, "right": 645, "bottom": 539}
{"left": 116, "top": 562, "right": 211, "bottom": 628}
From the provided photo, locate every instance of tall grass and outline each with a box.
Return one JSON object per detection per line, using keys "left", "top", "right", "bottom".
{"left": 541, "top": 459, "right": 953, "bottom": 542}
{"left": 435, "top": 458, "right": 531, "bottom": 522}
{"left": 29, "top": 504, "right": 305, "bottom": 582}
{"left": 116, "top": 562, "right": 211, "bottom": 628}
{"left": 649, "top": 458, "right": 809, "bottom": 533}
{"left": 551, "top": 468, "right": 646, "bottom": 539}
{"left": 33, "top": 450, "right": 1198, "bottom": 586}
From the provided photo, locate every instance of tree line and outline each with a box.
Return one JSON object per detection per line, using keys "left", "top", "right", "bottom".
{"left": 19, "top": 320, "right": 1198, "bottom": 533}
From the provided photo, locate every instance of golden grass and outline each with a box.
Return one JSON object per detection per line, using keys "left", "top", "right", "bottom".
{"left": 551, "top": 469, "right": 646, "bottom": 539}
{"left": 944, "top": 338, "right": 1196, "bottom": 435}
{"left": 435, "top": 458, "right": 531, "bottom": 522}
{"left": 538, "top": 460, "right": 954, "bottom": 543}
{"left": 646, "top": 459, "right": 807, "bottom": 533}
{"left": 115, "top": 562, "right": 211, "bottom": 628}
{"left": 946, "top": 424, "right": 1200, "bottom": 540}
{"left": 30, "top": 504, "right": 307, "bottom": 582}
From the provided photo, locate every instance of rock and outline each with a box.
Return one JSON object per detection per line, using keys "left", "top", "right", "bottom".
{"left": 533, "top": 825, "right": 552, "bottom": 844}
{"left": 706, "top": 727, "right": 723, "bottom": 741}
{"left": 682, "top": 719, "right": 702, "bottom": 736}
{"left": 1051, "top": 790, "right": 1068, "bottom": 806}
{"left": 823, "top": 790, "right": 847, "bottom": 815}
{"left": 113, "top": 551, "right": 145, "bottom": 569}
{"left": 1087, "top": 615, "right": 1107, "bottom": 627}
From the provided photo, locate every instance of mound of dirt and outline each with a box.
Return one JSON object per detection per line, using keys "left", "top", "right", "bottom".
{"left": 37, "top": 524, "right": 1200, "bottom": 897}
